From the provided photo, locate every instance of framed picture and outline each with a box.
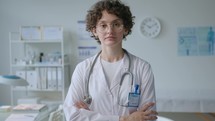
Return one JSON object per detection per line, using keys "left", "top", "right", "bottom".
{"left": 42, "top": 26, "right": 63, "bottom": 40}
{"left": 20, "top": 26, "right": 42, "bottom": 40}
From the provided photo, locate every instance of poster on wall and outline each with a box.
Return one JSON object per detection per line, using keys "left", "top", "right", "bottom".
{"left": 77, "top": 20, "right": 94, "bottom": 41}
{"left": 178, "top": 26, "right": 215, "bottom": 56}
{"left": 78, "top": 46, "right": 98, "bottom": 61}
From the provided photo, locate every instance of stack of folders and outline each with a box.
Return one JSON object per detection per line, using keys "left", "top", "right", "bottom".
{"left": 12, "top": 104, "right": 47, "bottom": 113}
{"left": 5, "top": 104, "right": 47, "bottom": 121}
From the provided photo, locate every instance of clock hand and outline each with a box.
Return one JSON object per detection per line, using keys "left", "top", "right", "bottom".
{"left": 151, "top": 23, "right": 157, "bottom": 27}
{"left": 146, "top": 24, "right": 152, "bottom": 28}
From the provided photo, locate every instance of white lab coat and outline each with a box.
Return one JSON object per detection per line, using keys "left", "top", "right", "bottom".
{"left": 63, "top": 51, "right": 156, "bottom": 121}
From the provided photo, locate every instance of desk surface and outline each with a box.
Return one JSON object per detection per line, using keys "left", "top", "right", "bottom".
{"left": 0, "top": 112, "right": 49, "bottom": 121}
{"left": 159, "top": 112, "right": 215, "bottom": 121}
{"left": 0, "top": 113, "right": 10, "bottom": 121}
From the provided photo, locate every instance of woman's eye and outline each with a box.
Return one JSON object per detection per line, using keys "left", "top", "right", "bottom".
{"left": 101, "top": 24, "right": 107, "bottom": 28}
{"left": 113, "top": 23, "right": 120, "bottom": 27}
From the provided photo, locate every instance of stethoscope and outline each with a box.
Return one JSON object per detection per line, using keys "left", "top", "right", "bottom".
{"left": 84, "top": 49, "right": 135, "bottom": 107}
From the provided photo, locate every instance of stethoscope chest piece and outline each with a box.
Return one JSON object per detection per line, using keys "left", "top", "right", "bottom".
{"left": 84, "top": 96, "right": 92, "bottom": 105}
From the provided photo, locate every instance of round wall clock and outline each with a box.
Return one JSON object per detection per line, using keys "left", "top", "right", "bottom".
{"left": 140, "top": 17, "right": 161, "bottom": 38}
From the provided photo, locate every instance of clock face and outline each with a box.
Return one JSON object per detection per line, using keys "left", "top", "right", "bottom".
{"left": 140, "top": 17, "right": 161, "bottom": 38}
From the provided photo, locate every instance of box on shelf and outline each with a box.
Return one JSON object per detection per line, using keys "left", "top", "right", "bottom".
{"left": 20, "top": 26, "right": 42, "bottom": 40}
{"left": 0, "top": 105, "right": 12, "bottom": 112}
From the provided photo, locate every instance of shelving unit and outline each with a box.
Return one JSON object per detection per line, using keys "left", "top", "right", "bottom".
{"left": 9, "top": 26, "right": 70, "bottom": 106}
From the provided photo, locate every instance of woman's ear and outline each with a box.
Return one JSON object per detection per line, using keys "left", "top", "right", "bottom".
{"left": 124, "top": 29, "right": 128, "bottom": 36}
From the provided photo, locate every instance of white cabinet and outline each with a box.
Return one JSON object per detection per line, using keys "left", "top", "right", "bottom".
{"left": 9, "top": 26, "right": 70, "bottom": 106}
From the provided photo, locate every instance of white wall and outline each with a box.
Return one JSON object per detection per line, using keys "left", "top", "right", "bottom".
{"left": 0, "top": 0, "right": 215, "bottom": 111}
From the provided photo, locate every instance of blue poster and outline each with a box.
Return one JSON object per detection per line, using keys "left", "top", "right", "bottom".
{"left": 178, "top": 26, "right": 215, "bottom": 56}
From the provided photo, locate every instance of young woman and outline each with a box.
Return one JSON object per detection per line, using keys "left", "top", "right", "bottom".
{"left": 63, "top": 0, "right": 158, "bottom": 121}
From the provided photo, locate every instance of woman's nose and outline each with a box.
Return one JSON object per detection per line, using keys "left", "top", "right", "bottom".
{"left": 106, "top": 24, "right": 114, "bottom": 33}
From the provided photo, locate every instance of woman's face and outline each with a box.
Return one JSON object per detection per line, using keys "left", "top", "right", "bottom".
{"left": 93, "top": 10, "right": 127, "bottom": 48}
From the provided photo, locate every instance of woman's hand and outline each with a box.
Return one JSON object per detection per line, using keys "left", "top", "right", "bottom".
{"left": 120, "top": 102, "right": 158, "bottom": 121}
{"left": 74, "top": 101, "right": 90, "bottom": 110}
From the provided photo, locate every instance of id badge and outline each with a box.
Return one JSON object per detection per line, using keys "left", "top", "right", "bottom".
{"left": 128, "top": 92, "right": 140, "bottom": 107}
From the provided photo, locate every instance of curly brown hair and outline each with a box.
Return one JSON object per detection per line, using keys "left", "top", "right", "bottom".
{"left": 85, "top": 0, "right": 135, "bottom": 43}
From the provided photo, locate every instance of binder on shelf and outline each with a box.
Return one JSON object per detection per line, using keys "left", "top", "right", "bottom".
{"left": 36, "top": 68, "right": 41, "bottom": 89}
{"left": 47, "top": 67, "right": 57, "bottom": 90}
{"left": 47, "top": 67, "right": 52, "bottom": 90}
{"left": 57, "top": 67, "right": 62, "bottom": 90}
{"left": 51, "top": 67, "right": 57, "bottom": 90}
{"left": 41, "top": 68, "right": 47, "bottom": 89}
{"left": 37, "top": 67, "right": 47, "bottom": 89}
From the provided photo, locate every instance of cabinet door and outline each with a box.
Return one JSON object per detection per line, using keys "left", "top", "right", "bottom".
{"left": 16, "top": 71, "right": 26, "bottom": 79}
{"left": 27, "top": 70, "right": 38, "bottom": 89}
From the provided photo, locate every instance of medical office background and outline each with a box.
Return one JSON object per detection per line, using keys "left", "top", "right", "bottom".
{"left": 0, "top": 0, "right": 215, "bottom": 113}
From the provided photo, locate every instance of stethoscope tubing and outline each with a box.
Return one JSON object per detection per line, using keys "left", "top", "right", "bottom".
{"left": 84, "top": 49, "right": 133, "bottom": 105}
{"left": 85, "top": 51, "right": 101, "bottom": 100}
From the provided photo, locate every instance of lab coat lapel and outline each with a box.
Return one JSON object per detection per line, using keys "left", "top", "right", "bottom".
{"left": 110, "top": 54, "right": 129, "bottom": 90}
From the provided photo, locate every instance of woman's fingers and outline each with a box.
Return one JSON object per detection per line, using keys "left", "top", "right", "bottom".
{"left": 139, "top": 102, "right": 155, "bottom": 112}
{"left": 138, "top": 102, "right": 158, "bottom": 120}
{"left": 74, "top": 101, "right": 90, "bottom": 110}
{"left": 143, "top": 114, "right": 158, "bottom": 120}
{"left": 144, "top": 110, "right": 158, "bottom": 116}
{"left": 127, "top": 110, "right": 157, "bottom": 121}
